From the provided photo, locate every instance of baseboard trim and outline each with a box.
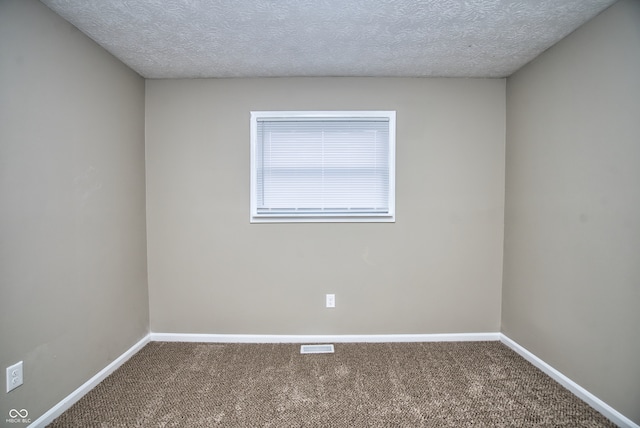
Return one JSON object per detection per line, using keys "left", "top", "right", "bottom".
{"left": 149, "top": 332, "right": 502, "bottom": 343}
{"left": 500, "top": 334, "right": 638, "bottom": 428}
{"left": 31, "top": 332, "right": 638, "bottom": 428}
{"left": 28, "top": 334, "right": 151, "bottom": 428}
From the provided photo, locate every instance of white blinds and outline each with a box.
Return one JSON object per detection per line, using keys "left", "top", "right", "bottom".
{"left": 254, "top": 116, "right": 393, "bottom": 219}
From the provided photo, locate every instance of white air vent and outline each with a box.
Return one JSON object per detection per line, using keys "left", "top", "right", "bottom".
{"left": 300, "top": 344, "right": 335, "bottom": 354}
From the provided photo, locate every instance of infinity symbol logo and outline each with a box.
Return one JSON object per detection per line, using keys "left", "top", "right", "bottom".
{"left": 9, "top": 409, "right": 28, "bottom": 418}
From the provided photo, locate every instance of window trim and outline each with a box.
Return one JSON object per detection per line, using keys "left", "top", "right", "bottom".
{"left": 250, "top": 110, "right": 396, "bottom": 223}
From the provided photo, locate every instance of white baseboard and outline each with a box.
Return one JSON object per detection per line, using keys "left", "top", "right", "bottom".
{"left": 31, "top": 332, "right": 637, "bottom": 428}
{"left": 500, "top": 334, "right": 638, "bottom": 428}
{"left": 28, "top": 334, "right": 151, "bottom": 428}
{"left": 149, "top": 332, "right": 502, "bottom": 343}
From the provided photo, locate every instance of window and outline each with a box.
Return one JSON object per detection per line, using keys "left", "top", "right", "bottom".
{"left": 250, "top": 111, "right": 395, "bottom": 223}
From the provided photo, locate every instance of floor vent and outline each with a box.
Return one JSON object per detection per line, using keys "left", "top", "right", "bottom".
{"left": 300, "top": 344, "right": 335, "bottom": 354}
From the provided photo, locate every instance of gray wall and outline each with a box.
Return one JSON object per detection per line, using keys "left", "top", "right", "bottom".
{"left": 0, "top": 0, "right": 148, "bottom": 422}
{"left": 145, "top": 77, "right": 506, "bottom": 335}
{"left": 502, "top": 0, "right": 640, "bottom": 423}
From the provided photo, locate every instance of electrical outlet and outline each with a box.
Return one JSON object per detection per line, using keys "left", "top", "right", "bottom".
{"left": 6, "top": 361, "right": 23, "bottom": 393}
{"left": 326, "top": 294, "right": 335, "bottom": 308}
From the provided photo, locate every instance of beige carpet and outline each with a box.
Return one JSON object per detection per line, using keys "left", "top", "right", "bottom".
{"left": 49, "top": 341, "right": 614, "bottom": 427}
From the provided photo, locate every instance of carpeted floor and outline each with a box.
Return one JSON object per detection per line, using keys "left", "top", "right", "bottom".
{"left": 48, "top": 341, "right": 615, "bottom": 427}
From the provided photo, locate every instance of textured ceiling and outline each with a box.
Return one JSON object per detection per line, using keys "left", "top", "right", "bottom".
{"left": 40, "top": 0, "right": 616, "bottom": 79}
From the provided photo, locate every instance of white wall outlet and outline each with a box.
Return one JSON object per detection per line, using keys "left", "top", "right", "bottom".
{"left": 326, "top": 294, "right": 335, "bottom": 308}
{"left": 6, "top": 361, "right": 23, "bottom": 393}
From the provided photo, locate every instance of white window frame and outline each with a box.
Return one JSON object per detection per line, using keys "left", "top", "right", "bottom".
{"left": 250, "top": 111, "right": 396, "bottom": 223}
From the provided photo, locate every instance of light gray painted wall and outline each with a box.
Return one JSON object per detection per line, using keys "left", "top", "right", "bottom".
{"left": 503, "top": 0, "right": 640, "bottom": 423}
{"left": 145, "top": 77, "right": 505, "bottom": 335}
{"left": 0, "top": 0, "right": 148, "bottom": 422}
